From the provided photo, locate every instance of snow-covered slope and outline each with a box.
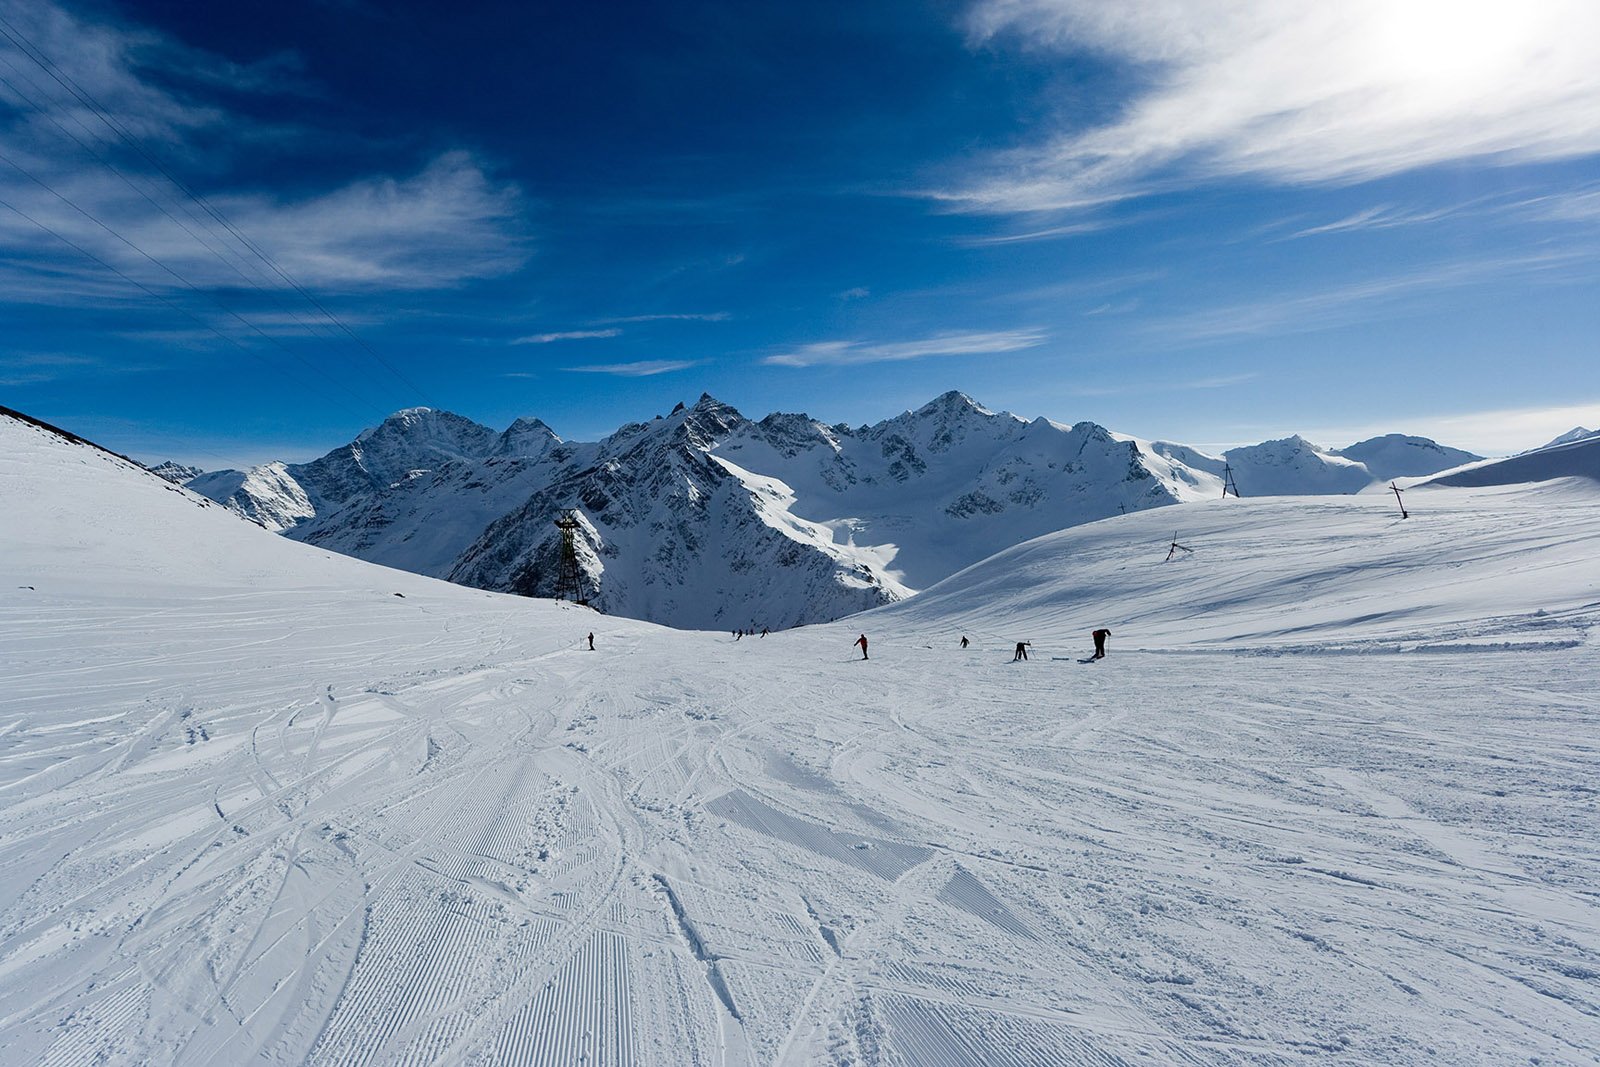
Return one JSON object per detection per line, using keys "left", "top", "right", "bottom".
{"left": 6, "top": 409, "right": 1600, "bottom": 1065}
{"left": 1332, "top": 433, "right": 1481, "bottom": 481}
{"left": 1424, "top": 431, "right": 1600, "bottom": 488}
{"left": 712, "top": 392, "right": 1223, "bottom": 588}
{"left": 878, "top": 479, "right": 1599, "bottom": 650}
{"left": 447, "top": 397, "right": 905, "bottom": 630}
{"left": 186, "top": 394, "right": 1482, "bottom": 628}
{"left": 1215, "top": 435, "right": 1373, "bottom": 496}
{"left": 1536, "top": 425, "right": 1596, "bottom": 451}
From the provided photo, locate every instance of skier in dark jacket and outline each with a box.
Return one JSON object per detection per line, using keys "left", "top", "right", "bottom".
{"left": 1012, "top": 641, "right": 1029, "bottom": 661}
{"left": 960, "top": 636, "right": 969, "bottom": 649}
{"left": 1091, "top": 628, "right": 1111, "bottom": 659}
{"left": 854, "top": 634, "right": 868, "bottom": 660}
{"left": 587, "top": 632, "right": 595, "bottom": 651}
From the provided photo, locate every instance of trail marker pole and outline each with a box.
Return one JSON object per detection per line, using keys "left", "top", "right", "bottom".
{"left": 1221, "top": 464, "right": 1241, "bottom": 498}
{"left": 1165, "top": 532, "right": 1194, "bottom": 562}
{"left": 1390, "top": 482, "right": 1409, "bottom": 519}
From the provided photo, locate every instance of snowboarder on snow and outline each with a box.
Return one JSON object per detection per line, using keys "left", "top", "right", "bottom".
{"left": 960, "top": 636, "right": 969, "bottom": 649}
{"left": 854, "top": 634, "right": 868, "bottom": 660}
{"left": 1012, "top": 641, "right": 1030, "bottom": 661}
{"left": 1091, "top": 628, "right": 1111, "bottom": 659}
{"left": 587, "top": 632, "right": 595, "bottom": 651}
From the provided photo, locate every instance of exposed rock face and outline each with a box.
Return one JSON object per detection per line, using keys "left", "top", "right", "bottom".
{"left": 184, "top": 393, "right": 1480, "bottom": 628}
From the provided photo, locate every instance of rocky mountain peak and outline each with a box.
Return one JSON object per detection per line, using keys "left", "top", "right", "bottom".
{"left": 493, "top": 417, "right": 561, "bottom": 458}
{"left": 148, "top": 460, "right": 203, "bottom": 484}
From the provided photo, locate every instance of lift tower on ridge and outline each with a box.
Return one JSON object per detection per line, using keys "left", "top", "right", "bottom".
{"left": 553, "top": 509, "right": 587, "bottom": 604}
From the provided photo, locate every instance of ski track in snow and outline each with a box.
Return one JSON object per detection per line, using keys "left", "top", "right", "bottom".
{"left": 5, "top": 598, "right": 1599, "bottom": 1065}
{"left": 3, "top": 415, "right": 1600, "bottom": 1065}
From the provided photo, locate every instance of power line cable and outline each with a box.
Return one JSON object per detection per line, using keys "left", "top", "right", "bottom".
{"left": 0, "top": 189, "right": 376, "bottom": 419}
{"left": 0, "top": 151, "right": 387, "bottom": 416}
{"left": 0, "top": 59, "right": 363, "bottom": 363}
{"left": 0, "top": 11, "right": 433, "bottom": 403}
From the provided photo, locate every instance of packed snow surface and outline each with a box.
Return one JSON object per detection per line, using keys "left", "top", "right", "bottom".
{"left": 4, "top": 412, "right": 1600, "bottom": 1065}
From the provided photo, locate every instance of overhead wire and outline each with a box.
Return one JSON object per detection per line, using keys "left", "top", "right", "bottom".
{"left": 0, "top": 146, "right": 389, "bottom": 415}
{"left": 0, "top": 56, "right": 367, "bottom": 362}
{"left": 0, "top": 189, "right": 373, "bottom": 407}
{"left": 0, "top": 10, "right": 434, "bottom": 408}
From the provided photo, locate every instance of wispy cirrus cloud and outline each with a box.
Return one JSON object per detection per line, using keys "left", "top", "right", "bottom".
{"left": 564, "top": 359, "right": 704, "bottom": 377}
{"left": 951, "top": 0, "right": 1600, "bottom": 212}
{"left": 1284, "top": 204, "right": 1453, "bottom": 240}
{"left": 1517, "top": 186, "right": 1600, "bottom": 224}
{"left": 0, "top": 2, "right": 531, "bottom": 301}
{"left": 597, "top": 312, "right": 731, "bottom": 324}
{"left": 512, "top": 328, "right": 622, "bottom": 344}
{"left": 0, "top": 350, "right": 108, "bottom": 386}
{"left": 1146, "top": 249, "right": 1593, "bottom": 344}
{"left": 764, "top": 328, "right": 1045, "bottom": 367}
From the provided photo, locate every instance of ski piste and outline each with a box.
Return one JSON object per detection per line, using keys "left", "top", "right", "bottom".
{"left": 3, "top": 410, "right": 1598, "bottom": 1065}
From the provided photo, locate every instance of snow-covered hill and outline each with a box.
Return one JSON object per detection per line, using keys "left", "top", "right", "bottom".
{"left": 1330, "top": 433, "right": 1481, "bottom": 481}
{"left": 1424, "top": 430, "right": 1600, "bottom": 489}
{"left": 876, "top": 477, "right": 1599, "bottom": 650}
{"left": 5, "top": 408, "right": 1600, "bottom": 1065}
{"left": 1536, "top": 425, "right": 1596, "bottom": 451}
{"left": 181, "top": 395, "right": 1480, "bottom": 629}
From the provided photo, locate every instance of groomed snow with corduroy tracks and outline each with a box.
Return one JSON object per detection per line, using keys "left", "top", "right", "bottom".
{"left": 3, "top": 410, "right": 1598, "bottom": 1065}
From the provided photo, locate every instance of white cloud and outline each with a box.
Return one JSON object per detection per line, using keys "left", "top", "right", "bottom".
{"left": 0, "top": 2, "right": 530, "bottom": 299}
{"left": 1146, "top": 249, "right": 1591, "bottom": 344}
{"left": 1280, "top": 199, "right": 1489, "bottom": 239}
{"left": 957, "top": 0, "right": 1600, "bottom": 211}
{"left": 512, "top": 328, "right": 622, "bottom": 344}
{"left": 1518, "top": 186, "right": 1600, "bottom": 223}
{"left": 598, "top": 312, "right": 731, "bottom": 324}
{"left": 564, "top": 359, "right": 703, "bottom": 377}
{"left": 1305, "top": 401, "right": 1600, "bottom": 455}
{"left": 764, "top": 329, "right": 1045, "bottom": 367}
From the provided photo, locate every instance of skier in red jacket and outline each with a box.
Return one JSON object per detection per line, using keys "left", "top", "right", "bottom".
{"left": 854, "top": 634, "right": 868, "bottom": 660}
{"left": 1091, "top": 628, "right": 1111, "bottom": 659}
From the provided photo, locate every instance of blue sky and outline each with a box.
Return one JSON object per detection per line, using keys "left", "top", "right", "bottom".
{"left": 2, "top": 0, "right": 1598, "bottom": 466}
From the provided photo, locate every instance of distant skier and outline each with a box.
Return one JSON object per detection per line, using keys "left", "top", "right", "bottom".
{"left": 854, "top": 634, "right": 868, "bottom": 660}
{"left": 735, "top": 630, "right": 742, "bottom": 641}
{"left": 761, "top": 626, "right": 770, "bottom": 638}
{"left": 1012, "top": 641, "right": 1030, "bottom": 662}
{"left": 960, "top": 636, "right": 969, "bottom": 649}
{"left": 587, "top": 632, "right": 595, "bottom": 651}
{"left": 1091, "top": 628, "right": 1111, "bottom": 659}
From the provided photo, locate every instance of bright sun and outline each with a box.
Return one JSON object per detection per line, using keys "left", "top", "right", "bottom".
{"left": 1372, "top": 0, "right": 1557, "bottom": 91}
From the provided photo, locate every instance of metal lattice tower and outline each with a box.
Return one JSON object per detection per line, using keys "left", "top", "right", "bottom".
{"left": 553, "top": 509, "right": 586, "bottom": 603}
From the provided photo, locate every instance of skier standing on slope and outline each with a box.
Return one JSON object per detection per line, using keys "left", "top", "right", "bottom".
{"left": 761, "top": 626, "right": 770, "bottom": 638}
{"left": 854, "top": 634, "right": 868, "bottom": 660}
{"left": 960, "top": 636, "right": 969, "bottom": 649}
{"left": 1091, "top": 628, "right": 1111, "bottom": 659}
{"left": 1012, "top": 641, "right": 1030, "bottom": 661}
{"left": 587, "top": 632, "right": 595, "bottom": 651}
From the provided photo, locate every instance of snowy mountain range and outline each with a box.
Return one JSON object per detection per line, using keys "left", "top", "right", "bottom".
{"left": 171, "top": 393, "right": 1483, "bottom": 629}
